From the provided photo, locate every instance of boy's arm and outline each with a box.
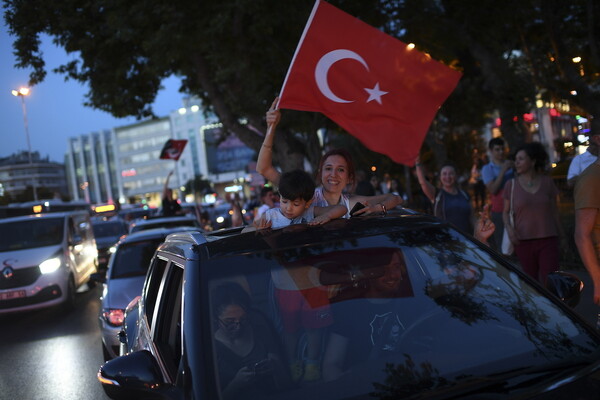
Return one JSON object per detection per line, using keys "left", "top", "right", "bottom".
{"left": 310, "top": 204, "right": 347, "bottom": 225}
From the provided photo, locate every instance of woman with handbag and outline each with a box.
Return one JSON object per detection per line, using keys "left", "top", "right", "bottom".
{"left": 503, "top": 142, "right": 563, "bottom": 283}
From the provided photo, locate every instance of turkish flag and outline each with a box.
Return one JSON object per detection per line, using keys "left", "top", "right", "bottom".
{"left": 159, "top": 139, "right": 188, "bottom": 161}
{"left": 278, "top": 0, "right": 462, "bottom": 166}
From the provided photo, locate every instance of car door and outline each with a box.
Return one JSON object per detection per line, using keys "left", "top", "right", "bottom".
{"left": 147, "top": 259, "right": 184, "bottom": 383}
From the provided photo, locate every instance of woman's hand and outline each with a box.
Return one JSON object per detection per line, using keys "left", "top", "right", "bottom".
{"left": 231, "top": 366, "right": 256, "bottom": 386}
{"left": 353, "top": 201, "right": 383, "bottom": 216}
{"left": 266, "top": 97, "right": 280, "bottom": 129}
{"left": 474, "top": 204, "right": 495, "bottom": 244}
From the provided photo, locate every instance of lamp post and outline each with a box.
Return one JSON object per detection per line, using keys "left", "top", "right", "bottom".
{"left": 11, "top": 86, "right": 38, "bottom": 201}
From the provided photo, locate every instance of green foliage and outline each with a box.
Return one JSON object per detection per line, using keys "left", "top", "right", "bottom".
{"left": 4, "top": 0, "right": 599, "bottom": 174}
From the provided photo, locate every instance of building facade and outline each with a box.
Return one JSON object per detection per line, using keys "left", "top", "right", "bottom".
{"left": 0, "top": 151, "right": 68, "bottom": 201}
{"left": 65, "top": 130, "right": 118, "bottom": 204}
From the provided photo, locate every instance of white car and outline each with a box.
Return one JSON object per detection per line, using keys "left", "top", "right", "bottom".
{"left": 0, "top": 211, "right": 98, "bottom": 313}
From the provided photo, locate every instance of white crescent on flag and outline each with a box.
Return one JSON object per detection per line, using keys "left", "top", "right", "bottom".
{"left": 315, "top": 49, "right": 388, "bottom": 104}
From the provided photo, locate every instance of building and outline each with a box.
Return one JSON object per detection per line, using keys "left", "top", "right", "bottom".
{"left": 113, "top": 117, "right": 175, "bottom": 206}
{"left": 0, "top": 151, "right": 68, "bottom": 201}
{"left": 65, "top": 130, "right": 118, "bottom": 204}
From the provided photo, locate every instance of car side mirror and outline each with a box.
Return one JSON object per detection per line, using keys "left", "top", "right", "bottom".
{"left": 98, "top": 350, "right": 172, "bottom": 399}
{"left": 545, "top": 271, "right": 584, "bottom": 308}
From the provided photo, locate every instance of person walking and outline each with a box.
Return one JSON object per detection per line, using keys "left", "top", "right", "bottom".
{"left": 568, "top": 130, "right": 599, "bottom": 187}
{"left": 482, "top": 137, "right": 514, "bottom": 251}
{"left": 415, "top": 158, "right": 473, "bottom": 234}
{"left": 574, "top": 130, "right": 600, "bottom": 305}
{"left": 503, "top": 142, "right": 563, "bottom": 284}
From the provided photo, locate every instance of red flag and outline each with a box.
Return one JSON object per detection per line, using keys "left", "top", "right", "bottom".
{"left": 278, "top": 0, "right": 462, "bottom": 166}
{"left": 159, "top": 139, "right": 188, "bottom": 161}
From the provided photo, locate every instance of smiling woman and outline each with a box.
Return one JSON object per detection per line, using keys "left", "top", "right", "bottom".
{"left": 255, "top": 100, "right": 403, "bottom": 219}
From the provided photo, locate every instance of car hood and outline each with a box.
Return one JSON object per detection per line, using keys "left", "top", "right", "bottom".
{"left": 105, "top": 276, "right": 146, "bottom": 309}
{"left": 0, "top": 245, "right": 61, "bottom": 269}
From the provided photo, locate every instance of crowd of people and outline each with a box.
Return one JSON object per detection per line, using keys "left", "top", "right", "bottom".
{"left": 241, "top": 98, "right": 600, "bottom": 296}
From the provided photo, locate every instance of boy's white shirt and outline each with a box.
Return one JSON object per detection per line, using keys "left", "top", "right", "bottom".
{"left": 263, "top": 207, "right": 315, "bottom": 228}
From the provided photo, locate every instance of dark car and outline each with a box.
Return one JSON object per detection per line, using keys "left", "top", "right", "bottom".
{"left": 92, "top": 226, "right": 200, "bottom": 361}
{"left": 98, "top": 213, "right": 600, "bottom": 400}
{"left": 91, "top": 218, "right": 128, "bottom": 270}
{"left": 128, "top": 215, "right": 202, "bottom": 234}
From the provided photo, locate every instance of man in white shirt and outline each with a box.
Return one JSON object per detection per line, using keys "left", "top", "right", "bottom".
{"left": 567, "top": 131, "right": 599, "bottom": 187}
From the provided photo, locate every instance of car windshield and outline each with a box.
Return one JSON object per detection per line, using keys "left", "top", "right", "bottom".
{"left": 92, "top": 221, "right": 127, "bottom": 238}
{"left": 0, "top": 218, "right": 64, "bottom": 251}
{"left": 205, "top": 226, "right": 599, "bottom": 400}
{"left": 110, "top": 239, "right": 163, "bottom": 279}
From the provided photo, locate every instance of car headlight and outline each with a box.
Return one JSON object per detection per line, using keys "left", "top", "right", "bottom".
{"left": 39, "top": 257, "right": 62, "bottom": 274}
{"left": 216, "top": 216, "right": 225, "bottom": 224}
{"left": 109, "top": 245, "right": 117, "bottom": 254}
{"left": 103, "top": 308, "right": 125, "bottom": 327}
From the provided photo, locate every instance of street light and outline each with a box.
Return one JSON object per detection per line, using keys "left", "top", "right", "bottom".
{"left": 11, "top": 86, "right": 38, "bottom": 201}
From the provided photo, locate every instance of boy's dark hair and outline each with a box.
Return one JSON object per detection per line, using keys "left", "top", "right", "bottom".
{"left": 260, "top": 186, "right": 273, "bottom": 199}
{"left": 488, "top": 137, "right": 505, "bottom": 150}
{"left": 278, "top": 170, "right": 315, "bottom": 202}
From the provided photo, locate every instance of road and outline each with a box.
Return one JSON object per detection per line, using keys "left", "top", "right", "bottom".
{"left": 0, "top": 285, "right": 109, "bottom": 400}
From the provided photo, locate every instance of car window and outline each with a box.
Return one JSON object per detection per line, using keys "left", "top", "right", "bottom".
{"left": 0, "top": 217, "right": 64, "bottom": 251}
{"left": 92, "top": 221, "right": 127, "bottom": 238}
{"left": 205, "top": 227, "right": 599, "bottom": 400}
{"left": 110, "top": 239, "right": 164, "bottom": 279}
{"left": 153, "top": 263, "right": 183, "bottom": 379}
{"left": 143, "top": 257, "right": 168, "bottom": 328}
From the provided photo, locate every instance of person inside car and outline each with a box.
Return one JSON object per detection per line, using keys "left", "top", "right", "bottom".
{"left": 322, "top": 248, "right": 412, "bottom": 381}
{"left": 212, "top": 282, "right": 290, "bottom": 399}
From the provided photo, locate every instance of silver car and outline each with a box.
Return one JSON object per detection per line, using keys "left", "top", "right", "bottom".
{"left": 94, "top": 226, "right": 199, "bottom": 360}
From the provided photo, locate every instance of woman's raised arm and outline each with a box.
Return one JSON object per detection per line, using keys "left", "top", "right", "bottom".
{"left": 256, "top": 97, "right": 282, "bottom": 185}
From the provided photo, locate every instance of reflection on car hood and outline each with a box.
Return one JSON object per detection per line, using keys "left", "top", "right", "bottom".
{"left": 105, "top": 276, "right": 145, "bottom": 309}
{"left": 0, "top": 245, "right": 61, "bottom": 268}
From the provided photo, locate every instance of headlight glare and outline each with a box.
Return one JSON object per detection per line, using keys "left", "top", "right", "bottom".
{"left": 39, "top": 257, "right": 61, "bottom": 274}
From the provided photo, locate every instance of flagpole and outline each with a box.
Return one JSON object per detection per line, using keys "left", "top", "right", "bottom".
{"left": 276, "top": 0, "right": 321, "bottom": 109}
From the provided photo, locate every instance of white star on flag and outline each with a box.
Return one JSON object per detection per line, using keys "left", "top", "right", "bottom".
{"left": 365, "top": 83, "right": 388, "bottom": 104}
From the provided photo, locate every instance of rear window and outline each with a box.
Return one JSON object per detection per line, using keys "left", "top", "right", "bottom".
{"left": 110, "top": 239, "right": 164, "bottom": 279}
{"left": 92, "top": 221, "right": 127, "bottom": 238}
{"left": 0, "top": 218, "right": 64, "bottom": 251}
{"left": 204, "top": 227, "right": 599, "bottom": 399}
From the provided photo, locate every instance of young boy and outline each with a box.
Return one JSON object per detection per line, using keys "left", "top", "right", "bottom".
{"left": 245, "top": 170, "right": 346, "bottom": 382}
{"left": 247, "top": 169, "right": 347, "bottom": 230}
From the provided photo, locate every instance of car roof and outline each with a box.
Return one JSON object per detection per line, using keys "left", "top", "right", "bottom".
{"left": 0, "top": 211, "right": 87, "bottom": 223}
{"left": 119, "top": 226, "right": 201, "bottom": 245}
{"left": 160, "top": 212, "right": 447, "bottom": 261}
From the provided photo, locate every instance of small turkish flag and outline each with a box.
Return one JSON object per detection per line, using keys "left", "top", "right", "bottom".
{"left": 159, "top": 139, "right": 188, "bottom": 161}
{"left": 278, "top": 0, "right": 462, "bottom": 166}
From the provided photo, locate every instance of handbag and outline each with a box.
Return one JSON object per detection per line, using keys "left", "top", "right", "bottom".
{"left": 501, "top": 180, "right": 515, "bottom": 256}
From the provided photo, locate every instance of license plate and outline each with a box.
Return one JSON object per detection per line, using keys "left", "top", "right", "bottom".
{"left": 0, "top": 290, "right": 26, "bottom": 301}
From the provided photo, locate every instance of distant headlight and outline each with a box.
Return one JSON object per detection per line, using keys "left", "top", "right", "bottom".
{"left": 216, "top": 216, "right": 225, "bottom": 224}
{"left": 39, "top": 257, "right": 61, "bottom": 274}
{"left": 109, "top": 246, "right": 117, "bottom": 254}
{"left": 103, "top": 308, "right": 125, "bottom": 327}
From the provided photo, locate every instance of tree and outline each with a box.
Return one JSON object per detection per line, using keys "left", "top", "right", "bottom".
{"left": 3, "top": 0, "right": 387, "bottom": 173}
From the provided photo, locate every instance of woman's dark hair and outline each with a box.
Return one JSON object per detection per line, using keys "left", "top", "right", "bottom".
{"left": 211, "top": 282, "right": 251, "bottom": 320}
{"left": 315, "top": 148, "right": 356, "bottom": 191}
{"left": 515, "top": 142, "right": 549, "bottom": 172}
